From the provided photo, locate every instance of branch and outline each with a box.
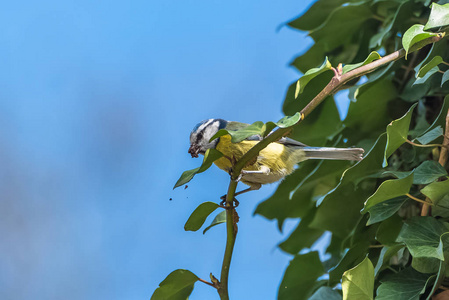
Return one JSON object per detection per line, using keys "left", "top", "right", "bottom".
{"left": 216, "top": 33, "right": 446, "bottom": 300}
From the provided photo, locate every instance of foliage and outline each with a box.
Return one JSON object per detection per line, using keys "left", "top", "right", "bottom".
{"left": 154, "top": 0, "right": 449, "bottom": 299}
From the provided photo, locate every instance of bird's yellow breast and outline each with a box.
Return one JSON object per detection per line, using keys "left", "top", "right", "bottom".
{"left": 213, "top": 135, "right": 306, "bottom": 185}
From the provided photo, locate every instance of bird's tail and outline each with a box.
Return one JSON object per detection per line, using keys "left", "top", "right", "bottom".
{"left": 303, "top": 147, "right": 364, "bottom": 161}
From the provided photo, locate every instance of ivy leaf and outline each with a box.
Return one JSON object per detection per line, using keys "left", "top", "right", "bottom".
{"left": 184, "top": 202, "right": 219, "bottom": 232}
{"left": 309, "top": 3, "right": 373, "bottom": 51}
{"left": 416, "top": 56, "right": 443, "bottom": 78}
{"left": 402, "top": 24, "right": 439, "bottom": 57}
{"left": 151, "top": 269, "right": 198, "bottom": 300}
{"left": 344, "top": 80, "right": 397, "bottom": 134}
{"left": 203, "top": 210, "right": 226, "bottom": 234}
{"left": 342, "top": 51, "right": 381, "bottom": 74}
{"left": 421, "top": 180, "right": 449, "bottom": 203}
{"left": 376, "top": 214, "right": 404, "bottom": 245}
{"left": 295, "top": 57, "right": 332, "bottom": 97}
{"left": 428, "top": 260, "right": 447, "bottom": 300}
{"left": 417, "top": 96, "right": 449, "bottom": 140}
{"left": 433, "top": 195, "right": 449, "bottom": 218}
{"left": 376, "top": 268, "right": 433, "bottom": 300}
{"left": 415, "top": 126, "right": 443, "bottom": 145}
{"left": 278, "top": 208, "right": 324, "bottom": 254}
{"left": 413, "top": 67, "right": 439, "bottom": 86}
{"left": 275, "top": 112, "right": 302, "bottom": 128}
{"left": 413, "top": 160, "right": 448, "bottom": 185}
{"left": 397, "top": 216, "right": 449, "bottom": 260}
{"left": 210, "top": 113, "right": 302, "bottom": 144}
{"left": 287, "top": 0, "right": 347, "bottom": 31}
{"left": 442, "top": 70, "right": 449, "bottom": 87}
{"left": 374, "top": 244, "right": 405, "bottom": 276}
{"left": 342, "top": 257, "right": 374, "bottom": 300}
{"left": 309, "top": 286, "right": 342, "bottom": 300}
{"left": 383, "top": 103, "right": 417, "bottom": 167}
{"left": 412, "top": 256, "right": 441, "bottom": 274}
{"left": 329, "top": 242, "right": 370, "bottom": 286}
{"left": 369, "top": 1, "right": 413, "bottom": 49}
{"left": 424, "top": 3, "right": 449, "bottom": 30}
{"left": 311, "top": 135, "right": 387, "bottom": 238}
{"left": 173, "top": 149, "right": 223, "bottom": 189}
{"left": 278, "top": 252, "right": 324, "bottom": 300}
{"left": 366, "top": 197, "right": 407, "bottom": 225}
{"left": 362, "top": 172, "right": 414, "bottom": 213}
{"left": 210, "top": 121, "right": 264, "bottom": 143}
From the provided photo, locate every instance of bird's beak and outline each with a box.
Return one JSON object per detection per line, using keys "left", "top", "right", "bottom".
{"left": 188, "top": 145, "right": 199, "bottom": 158}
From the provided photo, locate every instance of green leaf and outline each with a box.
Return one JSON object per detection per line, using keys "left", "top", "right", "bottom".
{"left": 309, "top": 286, "right": 342, "bottom": 300}
{"left": 376, "top": 214, "right": 404, "bottom": 245}
{"left": 203, "top": 210, "right": 226, "bottom": 234}
{"left": 184, "top": 202, "right": 219, "bottom": 232}
{"left": 413, "top": 160, "right": 448, "bottom": 185}
{"left": 402, "top": 24, "right": 439, "bottom": 57}
{"left": 342, "top": 52, "right": 381, "bottom": 74}
{"left": 424, "top": 3, "right": 449, "bottom": 30}
{"left": 417, "top": 56, "right": 443, "bottom": 78}
{"left": 418, "top": 96, "right": 449, "bottom": 139}
{"left": 329, "top": 242, "right": 370, "bottom": 286}
{"left": 433, "top": 195, "right": 449, "bottom": 218}
{"left": 290, "top": 43, "right": 327, "bottom": 74}
{"left": 278, "top": 252, "right": 324, "bottom": 300}
{"left": 276, "top": 112, "right": 302, "bottom": 128}
{"left": 287, "top": 0, "right": 347, "bottom": 31}
{"left": 413, "top": 66, "right": 440, "bottom": 85}
{"left": 342, "top": 257, "right": 374, "bottom": 300}
{"left": 376, "top": 268, "right": 432, "bottom": 300}
{"left": 367, "top": 197, "right": 407, "bottom": 225}
{"left": 210, "top": 121, "right": 264, "bottom": 143}
{"left": 421, "top": 179, "right": 449, "bottom": 203}
{"left": 173, "top": 148, "right": 223, "bottom": 189}
{"left": 344, "top": 80, "right": 397, "bottom": 134}
{"left": 369, "top": 1, "right": 413, "bottom": 48}
{"left": 279, "top": 208, "right": 324, "bottom": 254}
{"left": 210, "top": 113, "right": 302, "bottom": 144}
{"left": 311, "top": 135, "right": 387, "bottom": 238}
{"left": 397, "top": 216, "right": 449, "bottom": 260}
{"left": 442, "top": 70, "right": 449, "bottom": 87}
{"left": 415, "top": 126, "right": 443, "bottom": 145}
{"left": 427, "top": 260, "right": 446, "bottom": 300}
{"left": 309, "top": 3, "right": 373, "bottom": 52}
{"left": 383, "top": 103, "right": 417, "bottom": 167}
{"left": 374, "top": 244, "right": 405, "bottom": 276}
{"left": 295, "top": 58, "right": 332, "bottom": 97}
{"left": 151, "top": 269, "right": 198, "bottom": 300}
{"left": 362, "top": 172, "right": 414, "bottom": 213}
{"left": 412, "top": 256, "right": 441, "bottom": 274}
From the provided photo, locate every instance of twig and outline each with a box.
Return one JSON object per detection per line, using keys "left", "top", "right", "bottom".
{"left": 405, "top": 140, "right": 444, "bottom": 148}
{"left": 422, "top": 108, "right": 449, "bottom": 216}
{"left": 198, "top": 278, "right": 216, "bottom": 288}
{"left": 406, "top": 193, "right": 432, "bottom": 205}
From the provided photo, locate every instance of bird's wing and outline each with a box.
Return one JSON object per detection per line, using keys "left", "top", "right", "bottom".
{"left": 277, "top": 137, "right": 308, "bottom": 147}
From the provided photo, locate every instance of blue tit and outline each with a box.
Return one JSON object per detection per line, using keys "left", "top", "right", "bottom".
{"left": 188, "top": 118, "right": 364, "bottom": 196}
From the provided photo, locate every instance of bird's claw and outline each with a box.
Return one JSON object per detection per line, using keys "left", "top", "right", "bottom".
{"left": 219, "top": 195, "right": 239, "bottom": 209}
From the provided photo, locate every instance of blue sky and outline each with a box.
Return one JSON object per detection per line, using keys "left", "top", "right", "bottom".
{"left": 0, "top": 1, "right": 328, "bottom": 299}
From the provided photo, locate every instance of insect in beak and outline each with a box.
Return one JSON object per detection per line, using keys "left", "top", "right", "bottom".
{"left": 188, "top": 145, "right": 199, "bottom": 158}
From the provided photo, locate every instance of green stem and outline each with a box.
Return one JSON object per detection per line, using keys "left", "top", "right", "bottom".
{"left": 217, "top": 180, "right": 238, "bottom": 300}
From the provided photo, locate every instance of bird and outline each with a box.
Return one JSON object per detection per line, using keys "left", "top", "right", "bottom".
{"left": 188, "top": 118, "right": 364, "bottom": 197}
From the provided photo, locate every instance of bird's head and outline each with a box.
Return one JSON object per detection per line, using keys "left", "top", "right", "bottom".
{"left": 188, "top": 119, "right": 227, "bottom": 158}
